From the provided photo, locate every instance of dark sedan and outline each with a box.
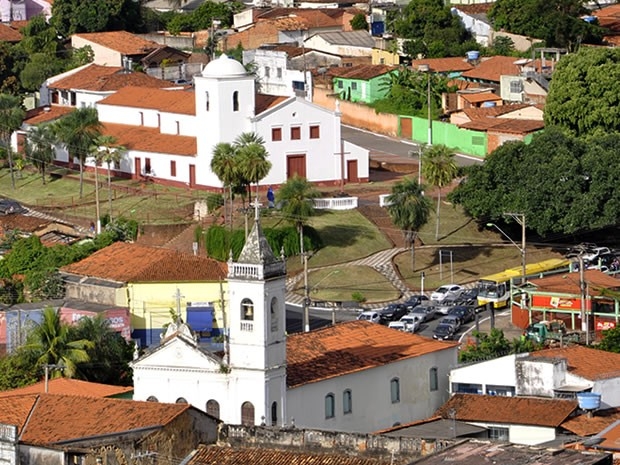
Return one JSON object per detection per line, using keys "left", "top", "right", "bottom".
{"left": 448, "top": 305, "right": 475, "bottom": 324}
{"left": 432, "top": 324, "right": 456, "bottom": 340}
{"left": 379, "top": 303, "right": 408, "bottom": 323}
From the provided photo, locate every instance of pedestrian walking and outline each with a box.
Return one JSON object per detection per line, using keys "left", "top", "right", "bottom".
{"left": 267, "top": 186, "right": 275, "bottom": 208}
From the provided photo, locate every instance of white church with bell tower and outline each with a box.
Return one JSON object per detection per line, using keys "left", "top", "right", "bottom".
{"left": 131, "top": 207, "right": 288, "bottom": 427}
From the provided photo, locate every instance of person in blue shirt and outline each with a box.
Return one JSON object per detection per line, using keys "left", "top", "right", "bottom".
{"left": 267, "top": 186, "right": 275, "bottom": 208}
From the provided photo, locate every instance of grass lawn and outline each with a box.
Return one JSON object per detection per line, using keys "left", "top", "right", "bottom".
{"left": 291, "top": 265, "right": 400, "bottom": 304}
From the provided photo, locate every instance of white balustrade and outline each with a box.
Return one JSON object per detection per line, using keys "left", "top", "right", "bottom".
{"left": 313, "top": 197, "right": 358, "bottom": 210}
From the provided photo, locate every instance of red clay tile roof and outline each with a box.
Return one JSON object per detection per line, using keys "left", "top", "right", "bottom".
{"left": 255, "top": 94, "right": 288, "bottom": 115}
{"left": 595, "top": 4, "right": 620, "bottom": 30}
{"left": 187, "top": 445, "right": 391, "bottom": 465}
{"left": 0, "top": 23, "right": 22, "bottom": 42}
{"left": 0, "top": 378, "right": 133, "bottom": 398}
{"left": 329, "top": 64, "right": 395, "bottom": 80}
{"left": 4, "top": 394, "right": 189, "bottom": 445}
{"left": 256, "top": 8, "right": 353, "bottom": 28}
{"left": 562, "top": 408, "right": 620, "bottom": 436}
{"left": 286, "top": 320, "right": 458, "bottom": 388}
{"left": 459, "top": 118, "right": 544, "bottom": 134}
{"left": 10, "top": 20, "right": 30, "bottom": 31}
{"left": 461, "top": 103, "right": 531, "bottom": 120}
{"left": 459, "top": 92, "right": 502, "bottom": 103}
{"left": 51, "top": 64, "right": 171, "bottom": 92}
{"left": 453, "top": 3, "right": 494, "bottom": 14}
{"left": 0, "top": 214, "right": 49, "bottom": 233}
{"left": 0, "top": 394, "right": 38, "bottom": 434}
{"left": 97, "top": 86, "right": 196, "bottom": 115}
{"left": 599, "top": 422, "right": 620, "bottom": 451}
{"left": 529, "top": 269, "right": 620, "bottom": 296}
{"left": 102, "top": 122, "right": 197, "bottom": 156}
{"left": 461, "top": 56, "right": 521, "bottom": 82}
{"left": 61, "top": 241, "right": 227, "bottom": 283}
{"left": 72, "top": 31, "right": 159, "bottom": 55}
{"left": 267, "top": 44, "right": 307, "bottom": 57}
{"left": 411, "top": 57, "right": 474, "bottom": 73}
{"left": 529, "top": 345, "right": 620, "bottom": 381}
{"left": 436, "top": 394, "right": 578, "bottom": 427}
{"left": 23, "top": 105, "right": 74, "bottom": 125}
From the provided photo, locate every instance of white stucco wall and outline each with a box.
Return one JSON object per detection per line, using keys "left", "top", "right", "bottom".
{"left": 469, "top": 422, "right": 556, "bottom": 446}
{"left": 303, "top": 36, "right": 372, "bottom": 57}
{"left": 71, "top": 36, "right": 122, "bottom": 67}
{"left": 594, "top": 378, "right": 620, "bottom": 408}
{"left": 449, "top": 354, "right": 517, "bottom": 394}
{"left": 453, "top": 9, "right": 492, "bottom": 46}
{"left": 287, "top": 346, "right": 457, "bottom": 433}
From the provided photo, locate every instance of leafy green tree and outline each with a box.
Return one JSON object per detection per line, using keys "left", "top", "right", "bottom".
{"left": 211, "top": 142, "right": 239, "bottom": 227}
{"left": 234, "top": 132, "right": 271, "bottom": 200}
{"left": 0, "top": 350, "right": 40, "bottom": 390}
{"left": 24, "top": 124, "right": 56, "bottom": 184}
{"left": 52, "top": 107, "right": 102, "bottom": 198}
{"left": 71, "top": 314, "right": 134, "bottom": 385}
{"left": 24, "top": 308, "right": 93, "bottom": 378}
{"left": 458, "top": 328, "right": 536, "bottom": 363}
{"left": 350, "top": 13, "right": 368, "bottom": 31}
{"left": 276, "top": 175, "right": 320, "bottom": 257}
{"left": 490, "top": 36, "right": 515, "bottom": 56}
{"left": 421, "top": 144, "right": 458, "bottom": 240}
{"left": 386, "top": 177, "right": 432, "bottom": 271}
{"left": 545, "top": 48, "right": 620, "bottom": 137}
{"left": 0, "top": 42, "right": 20, "bottom": 93}
{"left": 93, "top": 134, "right": 125, "bottom": 222}
{"left": 599, "top": 327, "right": 620, "bottom": 353}
{"left": 24, "top": 269, "right": 65, "bottom": 301}
{"left": 488, "top": 0, "right": 602, "bottom": 49}
{"left": 0, "top": 93, "right": 26, "bottom": 189}
{"left": 51, "top": 0, "right": 144, "bottom": 37}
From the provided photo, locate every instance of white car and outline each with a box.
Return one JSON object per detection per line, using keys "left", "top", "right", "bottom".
{"left": 357, "top": 311, "right": 381, "bottom": 324}
{"left": 430, "top": 284, "right": 463, "bottom": 302}
{"left": 399, "top": 314, "right": 421, "bottom": 332}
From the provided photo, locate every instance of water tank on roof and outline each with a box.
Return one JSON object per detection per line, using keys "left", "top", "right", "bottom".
{"left": 466, "top": 50, "right": 480, "bottom": 61}
{"left": 482, "top": 101, "right": 497, "bottom": 108}
{"left": 577, "top": 392, "right": 601, "bottom": 411}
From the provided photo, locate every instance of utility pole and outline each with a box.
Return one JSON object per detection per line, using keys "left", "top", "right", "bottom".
{"left": 504, "top": 213, "right": 526, "bottom": 284}
{"left": 303, "top": 252, "right": 310, "bottom": 333}
{"left": 44, "top": 364, "right": 62, "bottom": 392}
{"left": 173, "top": 288, "right": 184, "bottom": 324}
{"left": 219, "top": 279, "right": 229, "bottom": 365}
{"left": 579, "top": 254, "right": 588, "bottom": 343}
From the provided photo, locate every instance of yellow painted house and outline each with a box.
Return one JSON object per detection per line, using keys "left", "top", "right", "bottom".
{"left": 60, "top": 241, "right": 228, "bottom": 347}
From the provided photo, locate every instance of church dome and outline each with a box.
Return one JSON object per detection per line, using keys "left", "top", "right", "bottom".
{"left": 201, "top": 54, "right": 247, "bottom": 78}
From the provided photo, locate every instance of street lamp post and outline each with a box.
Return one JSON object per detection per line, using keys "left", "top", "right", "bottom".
{"left": 487, "top": 213, "right": 526, "bottom": 284}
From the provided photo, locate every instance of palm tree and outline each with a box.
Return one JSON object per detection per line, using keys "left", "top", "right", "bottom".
{"left": 211, "top": 142, "right": 239, "bottom": 227}
{"left": 235, "top": 132, "right": 271, "bottom": 201}
{"left": 0, "top": 93, "right": 26, "bottom": 190}
{"left": 24, "top": 124, "right": 56, "bottom": 185}
{"left": 234, "top": 132, "right": 265, "bottom": 147}
{"left": 52, "top": 107, "right": 102, "bottom": 198}
{"left": 277, "top": 175, "right": 320, "bottom": 258}
{"left": 94, "top": 135, "right": 125, "bottom": 222}
{"left": 421, "top": 144, "right": 458, "bottom": 240}
{"left": 386, "top": 177, "right": 432, "bottom": 271}
{"left": 24, "top": 307, "right": 93, "bottom": 379}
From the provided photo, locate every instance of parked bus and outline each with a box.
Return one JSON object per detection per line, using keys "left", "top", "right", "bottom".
{"left": 477, "top": 258, "right": 571, "bottom": 309}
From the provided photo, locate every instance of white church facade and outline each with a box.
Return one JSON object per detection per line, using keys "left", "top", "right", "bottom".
{"left": 24, "top": 54, "right": 369, "bottom": 189}
{"left": 131, "top": 214, "right": 459, "bottom": 432}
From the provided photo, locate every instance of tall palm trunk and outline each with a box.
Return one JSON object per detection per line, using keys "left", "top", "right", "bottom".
{"left": 299, "top": 223, "right": 305, "bottom": 264}
{"left": 435, "top": 188, "right": 441, "bottom": 240}
{"left": 79, "top": 157, "right": 84, "bottom": 198}
{"left": 107, "top": 162, "right": 113, "bottom": 220}
{"left": 7, "top": 145, "right": 15, "bottom": 189}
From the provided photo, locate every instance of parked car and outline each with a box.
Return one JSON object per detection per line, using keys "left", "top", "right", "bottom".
{"left": 404, "top": 294, "right": 429, "bottom": 308}
{"left": 0, "top": 199, "right": 24, "bottom": 215}
{"left": 388, "top": 321, "right": 407, "bottom": 332}
{"left": 457, "top": 288, "right": 479, "bottom": 306}
{"left": 432, "top": 324, "right": 456, "bottom": 340}
{"left": 379, "top": 303, "right": 408, "bottom": 323}
{"left": 439, "top": 315, "right": 462, "bottom": 331}
{"left": 435, "top": 296, "right": 459, "bottom": 315}
{"left": 448, "top": 305, "right": 475, "bottom": 324}
{"left": 582, "top": 247, "right": 611, "bottom": 263}
{"left": 399, "top": 314, "right": 421, "bottom": 333}
{"left": 430, "top": 284, "right": 463, "bottom": 303}
{"left": 357, "top": 311, "right": 381, "bottom": 324}
{"left": 409, "top": 304, "right": 436, "bottom": 322}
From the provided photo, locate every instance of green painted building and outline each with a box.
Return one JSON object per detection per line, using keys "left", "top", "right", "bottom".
{"left": 332, "top": 65, "right": 397, "bottom": 104}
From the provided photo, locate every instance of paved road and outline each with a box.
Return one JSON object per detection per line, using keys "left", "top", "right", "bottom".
{"left": 341, "top": 125, "right": 483, "bottom": 167}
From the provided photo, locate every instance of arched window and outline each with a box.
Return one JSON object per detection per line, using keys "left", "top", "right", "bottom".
{"left": 206, "top": 399, "right": 220, "bottom": 419}
{"left": 325, "top": 393, "right": 335, "bottom": 419}
{"left": 241, "top": 401, "right": 255, "bottom": 426}
{"left": 241, "top": 298, "right": 254, "bottom": 320}
{"left": 176, "top": 397, "right": 188, "bottom": 404}
{"left": 205, "top": 91, "right": 210, "bottom": 111}
{"left": 270, "top": 297, "right": 278, "bottom": 332}
{"left": 233, "top": 91, "right": 239, "bottom": 112}
{"left": 146, "top": 396, "right": 158, "bottom": 402}
{"left": 390, "top": 378, "right": 400, "bottom": 403}
{"left": 271, "top": 401, "right": 278, "bottom": 426}
{"left": 429, "top": 367, "right": 438, "bottom": 392}
{"left": 343, "top": 389, "right": 352, "bottom": 414}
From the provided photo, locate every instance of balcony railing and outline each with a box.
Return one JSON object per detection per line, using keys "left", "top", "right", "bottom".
{"left": 313, "top": 197, "right": 358, "bottom": 210}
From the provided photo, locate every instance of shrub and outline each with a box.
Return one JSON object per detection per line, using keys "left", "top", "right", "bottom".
{"left": 206, "top": 193, "right": 224, "bottom": 212}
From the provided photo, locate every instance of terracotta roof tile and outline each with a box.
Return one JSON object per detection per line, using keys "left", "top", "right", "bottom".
{"left": 61, "top": 241, "right": 227, "bottom": 283}
{"left": 51, "top": 64, "right": 172, "bottom": 92}
{"left": 267, "top": 44, "right": 307, "bottom": 57}
{"left": 599, "top": 421, "right": 620, "bottom": 451}
{"left": 0, "top": 23, "right": 22, "bottom": 42}
{"left": 0, "top": 378, "right": 133, "bottom": 398}
{"left": 0, "top": 394, "right": 38, "bottom": 434}
{"left": 102, "top": 123, "right": 197, "bottom": 156}
{"left": 529, "top": 269, "right": 620, "bottom": 296}
{"left": 10, "top": 20, "right": 30, "bottom": 31}
{"left": 255, "top": 94, "right": 287, "bottom": 115}
{"left": 256, "top": 8, "right": 352, "bottom": 28}
{"left": 411, "top": 57, "right": 474, "bottom": 73}
{"left": 9, "top": 394, "right": 189, "bottom": 445}
{"left": 453, "top": 3, "right": 494, "bottom": 14}
{"left": 0, "top": 214, "right": 49, "bottom": 233}
{"left": 595, "top": 4, "right": 620, "bottom": 31}
{"left": 72, "top": 31, "right": 159, "bottom": 55}
{"left": 188, "top": 445, "right": 391, "bottom": 465}
{"left": 97, "top": 86, "right": 196, "bottom": 115}
{"left": 436, "top": 394, "right": 578, "bottom": 427}
{"left": 461, "top": 56, "right": 521, "bottom": 82}
{"left": 329, "top": 64, "right": 394, "bottom": 80}
{"left": 459, "top": 92, "right": 502, "bottom": 103}
{"left": 23, "top": 105, "right": 74, "bottom": 125}
{"left": 529, "top": 345, "right": 620, "bottom": 381}
{"left": 459, "top": 118, "right": 544, "bottom": 134}
{"left": 461, "top": 103, "right": 531, "bottom": 120}
{"left": 286, "top": 320, "right": 458, "bottom": 388}
{"left": 562, "top": 408, "right": 620, "bottom": 436}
